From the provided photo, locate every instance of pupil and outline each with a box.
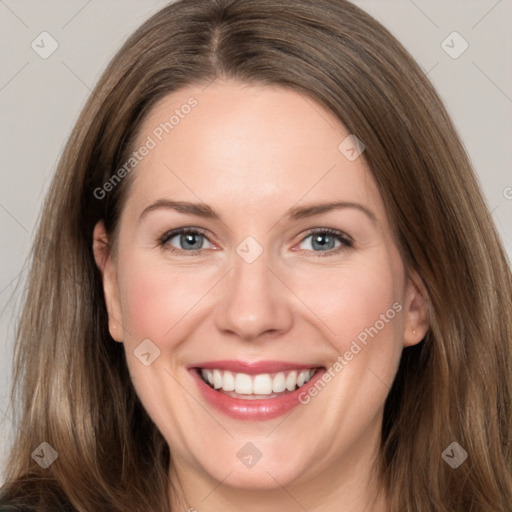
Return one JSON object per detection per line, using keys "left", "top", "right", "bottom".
{"left": 313, "top": 234, "right": 333, "bottom": 251}
{"left": 178, "top": 233, "right": 335, "bottom": 251}
{"left": 182, "top": 233, "right": 202, "bottom": 250}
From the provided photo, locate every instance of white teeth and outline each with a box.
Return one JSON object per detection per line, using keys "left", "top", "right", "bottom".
{"left": 272, "top": 372, "right": 286, "bottom": 393}
{"left": 286, "top": 370, "right": 297, "bottom": 391}
{"left": 235, "top": 373, "right": 252, "bottom": 394}
{"left": 223, "top": 370, "right": 235, "bottom": 391}
{"left": 253, "top": 374, "right": 273, "bottom": 395}
{"left": 200, "top": 368, "right": 317, "bottom": 396}
{"left": 213, "top": 369, "right": 222, "bottom": 389}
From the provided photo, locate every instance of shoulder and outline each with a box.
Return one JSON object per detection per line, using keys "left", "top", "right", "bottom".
{"left": 0, "top": 501, "right": 36, "bottom": 511}
{"left": 0, "top": 504, "right": 75, "bottom": 512}
{"left": 0, "top": 494, "right": 31, "bottom": 511}
{"left": 0, "top": 496, "right": 75, "bottom": 512}
{"left": 0, "top": 497, "right": 27, "bottom": 511}
{"left": 0, "top": 484, "right": 76, "bottom": 512}
{"left": 0, "top": 503, "right": 75, "bottom": 512}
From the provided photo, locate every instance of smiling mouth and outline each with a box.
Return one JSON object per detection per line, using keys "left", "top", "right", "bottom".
{"left": 196, "top": 368, "right": 319, "bottom": 400}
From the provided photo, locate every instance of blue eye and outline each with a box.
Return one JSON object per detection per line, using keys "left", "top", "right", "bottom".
{"left": 298, "top": 229, "right": 353, "bottom": 256}
{"left": 160, "top": 228, "right": 213, "bottom": 252}
{"left": 159, "top": 227, "right": 352, "bottom": 257}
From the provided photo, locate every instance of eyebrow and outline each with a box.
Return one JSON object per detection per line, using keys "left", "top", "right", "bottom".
{"left": 138, "top": 199, "right": 377, "bottom": 223}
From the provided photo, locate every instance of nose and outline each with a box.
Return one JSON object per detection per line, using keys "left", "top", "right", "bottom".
{"left": 214, "top": 249, "right": 294, "bottom": 341}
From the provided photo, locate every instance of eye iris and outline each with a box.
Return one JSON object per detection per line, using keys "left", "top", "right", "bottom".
{"left": 312, "top": 233, "right": 335, "bottom": 251}
{"left": 180, "top": 232, "right": 203, "bottom": 250}
{"left": 170, "top": 231, "right": 341, "bottom": 251}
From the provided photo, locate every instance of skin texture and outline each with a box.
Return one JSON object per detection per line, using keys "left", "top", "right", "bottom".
{"left": 93, "top": 80, "right": 430, "bottom": 512}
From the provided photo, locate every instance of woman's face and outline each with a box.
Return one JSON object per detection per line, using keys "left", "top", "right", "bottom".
{"left": 94, "top": 80, "right": 428, "bottom": 503}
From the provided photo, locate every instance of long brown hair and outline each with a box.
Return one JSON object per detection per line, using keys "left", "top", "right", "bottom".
{"left": 2, "top": 0, "right": 511, "bottom": 510}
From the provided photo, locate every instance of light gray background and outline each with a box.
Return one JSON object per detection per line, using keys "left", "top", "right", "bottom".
{"left": 1, "top": 0, "right": 511, "bottom": 481}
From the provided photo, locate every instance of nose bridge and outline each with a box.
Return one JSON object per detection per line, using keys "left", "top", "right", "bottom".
{"left": 232, "top": 238, "right": 271, "bottom": 295}
{"left": 214, "top": 236, "right": 293, "bottom": 340}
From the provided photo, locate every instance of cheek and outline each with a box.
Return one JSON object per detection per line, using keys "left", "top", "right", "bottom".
{"left": 121, "top": 271, "right": 172, "bottom": 340}
{"left": 116, "top": 254, "right": 213, "bottom": 343}
{"left": 296, "top": 256, "right": 403, "bottom": 349}
{"left": 287, "top": 255, "right": 405, "bottom": 436}
{"left": 114, "top": 254, "right": 180, "bottom": 344}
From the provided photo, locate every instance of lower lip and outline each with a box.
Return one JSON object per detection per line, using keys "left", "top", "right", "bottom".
{"left": 190, "top": 368, "right": 325, "bottom": 421}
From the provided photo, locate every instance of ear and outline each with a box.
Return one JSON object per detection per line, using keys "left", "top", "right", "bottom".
{"left": 402, "top": 268, "right": 430, "bottom": 347}
{"left": 92, "top": 220, "right": 124, "bottom": 342}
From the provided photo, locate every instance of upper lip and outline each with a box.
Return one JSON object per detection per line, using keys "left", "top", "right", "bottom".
{"left": 189, "top": 360, "right": 324, "bottom": 375}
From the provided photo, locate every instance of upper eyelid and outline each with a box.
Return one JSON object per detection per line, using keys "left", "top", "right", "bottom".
{"left": 161, "top": 227, "right": 211, "bottom": 245}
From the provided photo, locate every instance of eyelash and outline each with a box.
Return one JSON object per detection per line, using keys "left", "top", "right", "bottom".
{"left": 158, "top": 227, "right": 353, "bottom": 257}
{"left": 298, "top": 228, "right": 354, "bottom": 257}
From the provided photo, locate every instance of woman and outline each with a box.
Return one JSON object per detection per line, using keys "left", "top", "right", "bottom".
{"left": 1, "top": 0, "right": 511, "bottom": 510}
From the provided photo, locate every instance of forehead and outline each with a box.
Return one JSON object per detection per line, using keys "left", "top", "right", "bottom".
{"left": 124, "top": 80, "right": 384, "bottom": 221}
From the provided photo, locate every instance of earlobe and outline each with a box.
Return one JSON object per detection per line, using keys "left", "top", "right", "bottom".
{"left": 402, "top": 269, "right": 430, "bottom": 347}
{"left": 92, "top": 221, "right": 124, "bottom": 342}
